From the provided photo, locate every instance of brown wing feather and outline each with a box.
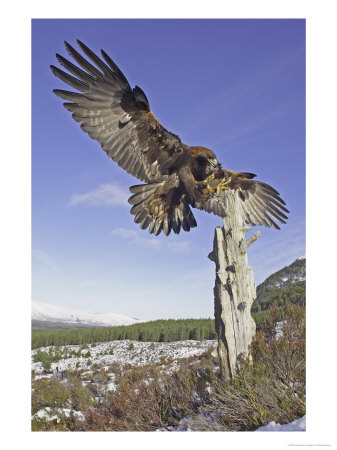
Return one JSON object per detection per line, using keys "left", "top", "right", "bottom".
{"left": 51, "top": 40, "right": 185, "bottom": 183}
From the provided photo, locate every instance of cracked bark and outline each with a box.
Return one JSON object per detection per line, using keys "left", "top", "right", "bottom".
{"left": 208, "top": 191, "right": 259, "bottom": 381}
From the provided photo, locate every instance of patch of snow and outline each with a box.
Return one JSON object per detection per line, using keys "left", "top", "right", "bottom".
{"left": 255, "top": 415, "right": 306, "bottom": 431}
{"left": 34, "top": 374, "right": 54, "bottom": 380}
{"left": 60, "top": 408, "right": 85, "bottom": 420}
{"left": 32, "top": 362, "right": 43, "bottom": 374}
{"left": 106, "top": 381, "right": 117, "bottom": 391}
{"left": 275, "top": 321, "right": 285, "bottom": 339}
{"left": 32, "top": 407, "right": 85, "bottom": 423}
{"left": 33, "top": 407, "right": 59, "bottom": 422}
{"left": 81, "top": 370, "right": 92, "bottom": 377}
{"left": 205, "top": 384, "right": 212, "bottom": 394}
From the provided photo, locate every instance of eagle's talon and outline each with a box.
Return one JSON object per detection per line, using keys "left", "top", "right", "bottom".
{"left": 204, "top": 173, "right": 216, "bottom": 193}
{"left": 205, "top": 174, "right": 231, "bottom": 194}
{"left": 216, "top": 177, "right": 232, "bottom": 194}
{"left": 207, "top": 183, "right": 216, "bottom": 194}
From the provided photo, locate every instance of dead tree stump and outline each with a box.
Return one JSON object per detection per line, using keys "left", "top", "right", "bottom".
{"left": 208, "top": 191, "right": 260, "bottom": 381}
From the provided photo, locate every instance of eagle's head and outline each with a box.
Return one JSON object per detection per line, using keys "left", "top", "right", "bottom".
{"left": 192, "top": 146, "right": 220, "bottom": 169}
{"left": 201, "top": 148, "right": 221, "bottom": 178}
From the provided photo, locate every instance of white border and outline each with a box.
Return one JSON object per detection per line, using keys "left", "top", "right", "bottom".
{"left": 1, "top": 1, "right": 337, "bottom": 449}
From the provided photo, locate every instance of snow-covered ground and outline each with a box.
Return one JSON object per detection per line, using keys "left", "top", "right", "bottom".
{"left": 256, "top": 415, "right": 306, "bottom": 431}
{"left": 33, "top": 407, "right": 85, "bottom": 423}
{"left": 32, "top": 339, "right": 216, "bottom": 375}
{"left": 275, "top": 321, "right": 285, "bottom": 339}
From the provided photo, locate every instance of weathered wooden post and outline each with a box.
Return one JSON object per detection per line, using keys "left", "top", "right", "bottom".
{"left": 208, "top": 191, "right": 260, "bottom": 381}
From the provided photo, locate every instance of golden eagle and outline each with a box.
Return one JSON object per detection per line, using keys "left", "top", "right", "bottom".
{"left": 51, "top": 40, "right": 289, "bottom": 236}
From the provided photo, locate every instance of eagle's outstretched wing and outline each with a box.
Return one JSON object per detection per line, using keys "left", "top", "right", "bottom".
{"left": 196, "top": 170, "right": 289, "bottom": 230}
{"left": 51, "top": 40, "right": 185, "bottom": 184}
{"left": 52, "top": 41, "right": 288, "bottom": 235}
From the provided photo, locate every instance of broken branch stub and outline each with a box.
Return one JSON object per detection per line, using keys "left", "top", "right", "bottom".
{"left": 208, "top": 191, "right": 259, "bottom": 381}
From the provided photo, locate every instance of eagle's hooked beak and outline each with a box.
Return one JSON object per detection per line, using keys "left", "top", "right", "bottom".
{"left": 208, "top": 157, "right": 218, "bottom": 167}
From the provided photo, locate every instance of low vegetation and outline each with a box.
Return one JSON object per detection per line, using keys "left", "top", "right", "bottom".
{"left": 32, "top": 302, "right": 305, "bottom": 432}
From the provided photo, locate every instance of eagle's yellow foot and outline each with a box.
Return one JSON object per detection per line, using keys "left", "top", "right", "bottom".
{"left": 205, "top": 173, "right": 215, "bottom": 183}
{"left": 216, "top": 177, "right": 231, "bottom": 194}
{"left": 205, "top": 173, "right": 217, "bottom": 193}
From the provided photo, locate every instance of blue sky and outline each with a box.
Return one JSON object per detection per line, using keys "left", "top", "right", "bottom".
{"left": 32, "top": 19, "right": 305, "bottom": 320}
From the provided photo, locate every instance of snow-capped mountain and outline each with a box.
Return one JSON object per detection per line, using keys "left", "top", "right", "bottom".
{"left": 32, "top": 301, "right": 140, "bottom": 327}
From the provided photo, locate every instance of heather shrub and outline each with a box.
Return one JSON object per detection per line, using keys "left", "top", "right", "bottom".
{"left": 252, "top": 302, "right": 305, "bottom": 389}
{"left": 32, "top": 378, "right": 69, "bottom": 415}
{"left": 32, "top": 373, "right": 96, "bottom": 431}
{"left": 203, "top": 302, "right": 305, "bottom": 430}
{"left": 65, "top": 373, "right": 96, "bottom": 411}
{"left": 107, "top": 361, "right": 122, "bottom": 376}
{"left": 78, "top": 351, "right": 218, "bottom": 431}
{"left": 207, "top": 365, "right": 304, "bottom": 431}
{"left": 32, "top": 417, "right": 65, "bottom": 432}
{"left": 91, "top": 369, "right": 110, "bottom": 384}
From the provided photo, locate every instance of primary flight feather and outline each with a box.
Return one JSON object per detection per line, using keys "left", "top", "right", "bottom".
{"left": 51, "top": 40, "right": 289, "bottom": 236}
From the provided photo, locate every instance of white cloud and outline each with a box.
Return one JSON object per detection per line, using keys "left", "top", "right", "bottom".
{"left": 166, "top": 241, "right": 191, "bottom": 254}
{"left": 111, "top": 228, "right": 194, "bottom": 253}
{"left": 111, "top": 228, "right": 138, "bottom": 239}
{"left": 69, "top": 183, "right": 129, "bottom": 207}
{"left": 111, "top": 228, "right": 160, "bottom": 249}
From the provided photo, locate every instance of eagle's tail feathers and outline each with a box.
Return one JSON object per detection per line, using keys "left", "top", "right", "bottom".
{"left": 128, "top": 183, "right": 197, "bottom": 236}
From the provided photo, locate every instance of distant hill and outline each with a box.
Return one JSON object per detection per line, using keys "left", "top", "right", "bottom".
{"left": 32, "top": 257, "right": 306, "bottom": 330}
{"left": 32, "top": 301, "right": 140, "bottom": 329}
{"left": 257, "top": 256, "right": 305, "bottom": 294}
{"left": 32, "top": 320, "right": 93, "bottom": 330}
{"left": 252, "top": 256, "right": 306, "bottom": 322}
